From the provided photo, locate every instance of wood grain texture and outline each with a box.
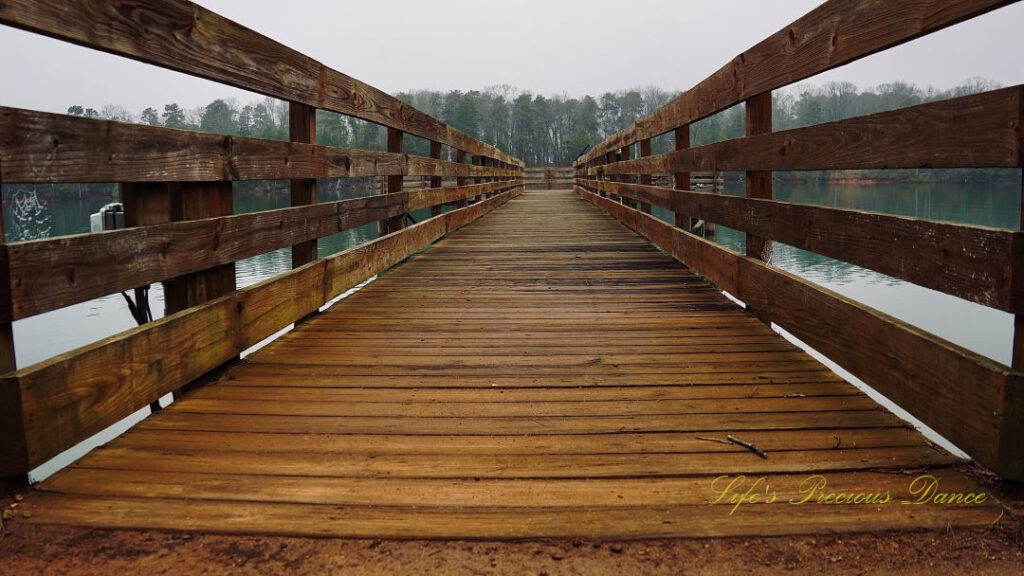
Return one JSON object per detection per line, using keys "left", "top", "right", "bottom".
{"left": 0, "top": 189, "right": 520, "bottom": 471}
{"left": 745, "top": 92, "right": 773, "bottom": 262}
{"left": 0, "top": 106, "right": 520, "bottom": 184}
{"left": 578, "top": 186, "right": 1024, "bottom": 479}
{"left": 20, "top": 190, "right": 998, "bottom": 538}
{"left": 581, "top": 179, "right": 1020, "bottom": 313}
{"left": 1, "top": 180, "right": 521, "bottom": 320}
{"left": 0, "top": 0, "right": 522, "bottom": 167}
{"left": 288, "top": 101, "right": 317, "bottom": 269}
{"left": 587, "top": 87, "right": 1023, "bottom": 177}
{"left": 578, "top": 0, "right": 1015, "bottom": 164}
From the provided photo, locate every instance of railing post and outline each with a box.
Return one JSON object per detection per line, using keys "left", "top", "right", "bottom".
{"left": 122, "top": 179, "right": 236, "bottom": 398}
{"left": 456, "top": 150, "right": 469, "bottom": 208}
{"left": 673, "top": 126, "right": 691, "bottom": 229}
{"left": 474, "top": 155, "right": 483, "bottom": 202}
{"left": 384, "top": 127, "right": 405, "bottom": 233}
{"left": 745, "top": 91, "right": 773, "bottom": 260}
{"left": 0, "top": 203, "right": 27, "bottom": 486}
{"left": 289, "top": 102, "right": 317, "bottom": 269}
{"left": 430, "top": 141, "right": 443, "bottom": 216}
{"left": 0, "top": 212, "right": 14, "bottom": 377}
{"left": 618, "top": 146, "right": 632, "bottom": 208}
{"left": 1015, "top": 171, "right": 1024, "bottom": 370}
{"left": 163, "top": 182, "right": 236, "bottom": 314}
{"left": 639, "top": 138, "right": 652, "bottom": 214}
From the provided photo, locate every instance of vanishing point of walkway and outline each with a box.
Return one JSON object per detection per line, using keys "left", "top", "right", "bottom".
{"left": 22, "top": 190, "right": 999, "bottom": 538}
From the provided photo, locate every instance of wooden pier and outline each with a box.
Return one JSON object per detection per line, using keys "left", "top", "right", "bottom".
{"left": 0, "top": 0, "right": 1022, "bottom": 550}
{"left": 17, "top": 190, "right": 1002, "bottom": 538}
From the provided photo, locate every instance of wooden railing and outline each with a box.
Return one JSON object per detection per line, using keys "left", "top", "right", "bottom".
{"left": 0, "top": 0, "right": 524, "bottom": 476}
{"left": 574, "top": 0, "right": 1024, "bottom": 480}
{"left": 525, "top": 167, "right": 574, "bottom": 190}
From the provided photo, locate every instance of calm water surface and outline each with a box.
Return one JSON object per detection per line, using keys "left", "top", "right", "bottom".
{"left": 4, "top": 178, "right": 1019, "bottom": 478}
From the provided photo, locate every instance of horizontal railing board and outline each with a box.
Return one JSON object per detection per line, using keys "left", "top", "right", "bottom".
{"left": 0, "top": 180, "right": 521, "bottom": 321}
{"left": 578, "top": 0, "right": 1015, "bottom": 165}
{"left": 583, "top": 87, "right": 1022, "bottom": 176}
{"left": 581, "top": 180, "right": 1021, "bottom": 313}
{"left": 0, "top": 0, "right": 521, "bottom": 167}
{"left": 576, "top": 186, "right": 1024, "bottom": 480}
{"left": 0, "top": 107, "right": 520, "bottom": 183}
{"left": 0, "top": 188, "right": 521, "bottom": 474}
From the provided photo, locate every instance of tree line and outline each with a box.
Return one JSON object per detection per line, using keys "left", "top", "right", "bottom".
{"left": 65, "top": 77, "right": 1007, "bottom": 176}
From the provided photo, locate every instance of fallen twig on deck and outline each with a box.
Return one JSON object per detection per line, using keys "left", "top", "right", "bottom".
{"left": 727, "top": 435, "right": 767, "bottom": 459}
{"left": 695, "top": 436, "right": 733, "bottom": 446}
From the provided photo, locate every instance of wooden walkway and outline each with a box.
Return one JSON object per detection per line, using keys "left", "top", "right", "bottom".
{"left": 22, "top": 190, "right": 1000, "bottom": 539}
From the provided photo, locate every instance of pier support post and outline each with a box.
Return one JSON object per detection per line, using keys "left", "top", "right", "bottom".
{"left": 674, "top": 126, "right": 691, "bottom": 230}
{"left": 289, "top": 102, "right": 318, "bottom": 270}
{"left": 384, "top": 128, "right": 405, "bottom": 234}
{"left": 430, "top": 141, "right": 443, "bottom": 216}
{"left": 123, "top": 179, "right": 236, "bottom": 399}
{"left": 639, "top": 138, "right": 652, "bottom": 214}
{"left": 456, "top": 150, "right": 469, "bottom": 208}
{"left": 745, "top": 91, "right": 773, "bottom": 260}
{"left": 618, "top": 146, "right": 632, "bottom": 208}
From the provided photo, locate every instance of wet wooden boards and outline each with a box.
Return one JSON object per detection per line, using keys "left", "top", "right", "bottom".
{"left": 23, "top": 190, "right": 1001, "bottom": 539}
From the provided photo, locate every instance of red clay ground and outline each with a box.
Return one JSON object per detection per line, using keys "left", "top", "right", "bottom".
{"left": 1, "top": 466, "right": 1021, "bottom": 575}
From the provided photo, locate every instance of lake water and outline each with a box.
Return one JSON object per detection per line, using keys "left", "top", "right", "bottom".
{"left": 3, "top": 177, "right": 1020, "bottom": 479}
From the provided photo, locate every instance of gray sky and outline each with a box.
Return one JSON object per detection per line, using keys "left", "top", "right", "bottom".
{"left": 1, "top": 0, "right": 1021, "bottom": 115}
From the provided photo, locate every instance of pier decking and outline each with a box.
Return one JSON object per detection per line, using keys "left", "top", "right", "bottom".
{"left": 20, "top": 190, "right": 1000, "bottom": 538}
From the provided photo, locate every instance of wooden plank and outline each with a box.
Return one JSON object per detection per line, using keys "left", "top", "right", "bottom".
{"left": 589, "top": 87, "right": 1023, "bottom": 176}
{"left": 289, "top": 102, "right": 317, "bottom": 269}
{"left": 68, "top": 444, "right": 958, "bottom": 478}
{"left": 40, "top": 468, "right": 978, "bottom": 508}
{"left": 579, "top": 0, "right": 1015, "bottom": 164}
{"left": 0, "top": 190, "right": 519, "bottom": 472}
{"left": 1, "top": 181, "right": 519, "bottom": 320}
{"left": 0, "top": 106, "right": 520, "bottom": 184}
{"left": 581, "top": 179, "right": 1020, "bottom": 313}
{"left": 110, "top": 426, "right": 916, "bottom": 455}
{"left": 21, "top": 491, "right": 1000, "bottom": 539}
{"left": 0, "top": 0, "right": 521, "bottom": 167}
{"left": 578, "top": 186, "right": 1024, "bottom": 480}
{"left": 137, "top": 409, "right": 905, "bottom": 435}
{"left": 198, "top": 382, "right": 859, "bottom": 401}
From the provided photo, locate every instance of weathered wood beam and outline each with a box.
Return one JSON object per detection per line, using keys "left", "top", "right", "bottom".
{"left": 588, "top": 87, "right": 1023, "bottom": 177}
{"left": 0, "top": 107, "right": 519, "bottom": 184}
{"left": 579, "top": 0, "right": 1015, "bottom": 164}
{"left": 0, "top": 0, "right": 521, "bottom": 167}
{"left": 673, "top": 126, "right": 691, "bottom": 230}
{"left": 1, "top": 180, "right": 521, "bottom": 321}
{"left": 289, "top": 102, "right": 318, "bottom": 270}
{"left": 429, "top": 141, "right": 443, "bottom": 217}
{"left": 384, "top": 128, "right": 404, "bottom": 233}
{"left": 581, "top": 179, "right": 1021, "bottom": 314}
{"left": 745, "top": 92, "right": 773, "bottom": 262}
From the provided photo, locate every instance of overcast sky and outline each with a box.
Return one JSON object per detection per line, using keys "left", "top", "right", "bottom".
{"left": 0, "top": 0, "right": 1021, "bottom": 115}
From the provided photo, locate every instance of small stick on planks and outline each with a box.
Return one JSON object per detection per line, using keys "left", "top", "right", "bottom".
{"left": 727, "top": 435, "right": 767, "bottom": 459}
{"left": 695, "top": 435, "right": 733, "bottom": 446}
